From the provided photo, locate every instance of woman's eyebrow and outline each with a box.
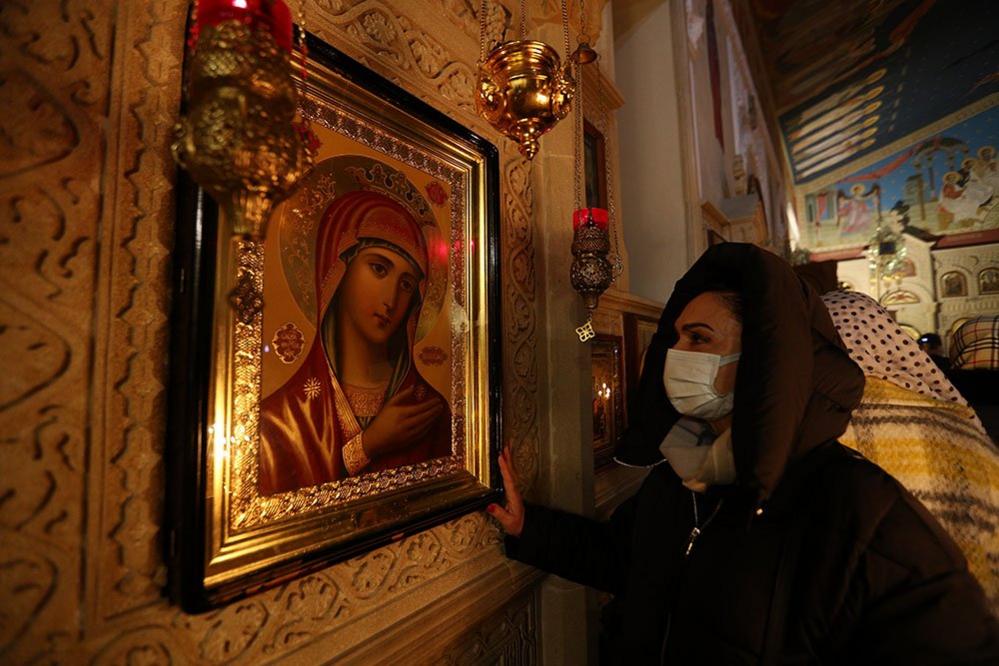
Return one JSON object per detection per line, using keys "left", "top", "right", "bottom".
{"left": 366, "top": 250, "right": 395, "bottom": 269}
{"left": 681, "top": 322, "right": 714, "bottom": 333}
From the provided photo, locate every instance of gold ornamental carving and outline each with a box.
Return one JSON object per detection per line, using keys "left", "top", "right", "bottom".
{"left": 4, "top": 0, "right": 544, "bottom": 661}
{"left": 475, "top": 40, "right": 574, "bottom": 160}
{"left": 172, "top": 18, "right": 315, "bottom": 239}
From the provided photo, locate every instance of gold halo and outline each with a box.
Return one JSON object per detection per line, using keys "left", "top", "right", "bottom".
{"left": 277, "top": 155, "right": 447, "bottom": 341}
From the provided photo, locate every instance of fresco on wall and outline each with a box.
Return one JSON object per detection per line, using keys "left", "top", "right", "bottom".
{"left": 982, "top": 267, "right": 999, "bottom": 294}
{"left": 752, "top": 0, "right": 999, "bottom": 183}
{"left": 800, "top": 104, "right": 999, "bottom": 250}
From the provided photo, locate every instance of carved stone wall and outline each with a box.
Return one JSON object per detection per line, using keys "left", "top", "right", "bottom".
{"left": 0, "top": 0, "right": 553, "bottom": 662}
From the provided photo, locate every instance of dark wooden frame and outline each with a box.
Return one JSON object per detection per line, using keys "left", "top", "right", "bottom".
{"left": 165, "top": 32, "right": 503, "bottom": 612}
{"left": 583, "top": 119, "right": 608, "bottom": 210}
{"left": 623, "top": 312, "right": 660, "bottom": 415}
{"left": 591, "top": 334, "right": 625, "bottom": 470}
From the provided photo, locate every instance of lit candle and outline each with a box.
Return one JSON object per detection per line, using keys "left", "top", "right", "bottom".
{"left": 196, "top": 0, "right": 293, "bottom": 52}
{"left": 572, "top": 207, "right": 609, "bottom": 231}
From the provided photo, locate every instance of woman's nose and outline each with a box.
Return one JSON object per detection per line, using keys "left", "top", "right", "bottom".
{"left": 381, "top": 281, "right": 398, "bottom": 312}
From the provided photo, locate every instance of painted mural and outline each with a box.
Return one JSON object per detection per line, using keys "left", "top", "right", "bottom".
{"left": 800, "top": 101, "right": 999, "bottom": 250}
{"left": 752, "top": 0, "right": 999, "bottom": 183}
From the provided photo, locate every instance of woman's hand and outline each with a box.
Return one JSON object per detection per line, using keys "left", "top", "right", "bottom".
{"left": 362, "top": 386, "right": 444, "bottom": 459}
{"left": 487, "top": 447, "right": 525, "bottom": 537}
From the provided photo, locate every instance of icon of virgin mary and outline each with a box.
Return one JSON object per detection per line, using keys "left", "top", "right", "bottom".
{"left": 259, "top": 189, "right": 451, "bottom": 495}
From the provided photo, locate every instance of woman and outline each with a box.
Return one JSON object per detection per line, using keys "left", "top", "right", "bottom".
{"left": 259, "top": 190, "right": 450, "bottom": 495}
{"left": 822, "top": 291, "right": 999, "bottom": 614}
{"left": 489, "top": 243, "right": 999, "bottom": 663}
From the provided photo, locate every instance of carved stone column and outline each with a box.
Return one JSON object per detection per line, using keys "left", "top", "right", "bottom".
{"left": 529, "top": 20, "right": 598, "bottom": 665}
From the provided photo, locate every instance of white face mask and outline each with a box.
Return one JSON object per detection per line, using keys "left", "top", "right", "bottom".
{"left": 663, "top": 348, "right": 741, "bottom": 420}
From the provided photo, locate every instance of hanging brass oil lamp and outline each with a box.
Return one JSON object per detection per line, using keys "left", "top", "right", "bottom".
{"left": 475, "top": 0, "right": 575, "bottom": 160}
{"left": 571, "top": 207, "right": 613, "bottom": 312}
{"left": 565, "top": 0, "right": 618, "bottom": 341}
{"left": 172, "top": 0, "right": 316, "bottom": 240}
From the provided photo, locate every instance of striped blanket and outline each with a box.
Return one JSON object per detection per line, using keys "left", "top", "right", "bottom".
{"left": 840, "top": 377, "right": 999, "bottom": 614}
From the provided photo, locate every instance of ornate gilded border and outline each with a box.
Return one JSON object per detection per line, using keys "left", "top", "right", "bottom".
{"left": 167, "top": 34, "right": 501, "bottom": 611}
{"left": 223, "top": 95, "right": 469, "bottom": 531}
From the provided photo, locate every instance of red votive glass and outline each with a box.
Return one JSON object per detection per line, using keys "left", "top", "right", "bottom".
{"left": 196, "top": 0, "right": 293, "bottom": 52}
{"left": 572, "top": 207, "right": 609, "bottom": 231}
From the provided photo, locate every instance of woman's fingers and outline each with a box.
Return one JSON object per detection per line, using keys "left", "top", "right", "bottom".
{"left": 498, "top": 448, "right": 519, "bottom": 494}
{"left": 489, "top": 447, "right": 524, "bottom": 536}
{"left": 400, "top": 400, "right": 444, "bottom": 429}
{"left": 407, "top": 404, "right": 444, "bottom": 437}
{"left": 386, "top": 385, "right": 417, "bottom": 405}
{"left": 398, "top": 397, "right": 444, "bottom": 419}
{"left": 487, "top": 502, "right": 517, "bottom": 533}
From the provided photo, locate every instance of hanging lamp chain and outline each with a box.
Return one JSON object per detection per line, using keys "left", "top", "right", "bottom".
{"left": 607, "top": 123, "right": 624, "bottom": 279}
{"left": 184, "top": 0, "right": 201, "bottom": 89}
{"left": 296, "top": 0, "right": 308, "bottom": 90}
{"left": 571, "top": 0, "right": 583, "bottom": 210}
{"left": 520, "top": 0, "right": 527, "bottom": 40}
{"left": 574, "top": 60, "right": 583, "bottom": 210}
{"left": 609, "top": 167, "right": 623, "bottom": 278}
{"left": 478, "top": 0, "right": 489, "bottom": 63}
{"left": 561, "top": 0, "right": 571, "bottom": 59}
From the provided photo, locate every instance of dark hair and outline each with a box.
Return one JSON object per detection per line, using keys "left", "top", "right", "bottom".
{"left": 919, "top": 333, "right": 942, "bottom": 346}
{"left": 717, "top": 291, "right": 744, "bottom": 322}
{"left": 696, "top": 287, "right": 744, "bottom": 322}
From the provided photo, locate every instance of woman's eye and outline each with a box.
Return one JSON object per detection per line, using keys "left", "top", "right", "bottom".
{"left": 691, "top": 333, "right": 709, "bottom": 344}
{"left": 369, "top": 261, "right": 388, "bottom": 277}
{"left": 400, "top": 278, "right": 415, "bottom": 292}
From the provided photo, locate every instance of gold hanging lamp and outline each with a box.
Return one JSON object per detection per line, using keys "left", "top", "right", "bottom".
{"left": 172, "top": 0, "right": 317, "bottom": 240}
{"left": 475, "top": 0, "right": 575, "bottom": 160}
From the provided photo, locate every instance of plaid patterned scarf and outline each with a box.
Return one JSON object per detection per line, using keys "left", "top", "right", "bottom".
{"left": 841, "top": 378, "right": 999, "bottom": 615}
{"left": 952, "top": 316, "right": 999, "bottom": 370}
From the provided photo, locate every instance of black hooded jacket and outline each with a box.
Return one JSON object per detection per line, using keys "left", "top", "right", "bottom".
{"left": 506, "top": 244, "right": 999, "bottom": 664}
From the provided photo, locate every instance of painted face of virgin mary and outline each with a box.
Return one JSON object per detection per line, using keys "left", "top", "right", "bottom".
{"left": 336, "top": 244, "right": 422, "bottom": 345}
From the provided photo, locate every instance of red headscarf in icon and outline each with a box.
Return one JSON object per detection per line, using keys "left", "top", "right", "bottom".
{"left": 259, "top": 190, "right": 451, "bottom": 495}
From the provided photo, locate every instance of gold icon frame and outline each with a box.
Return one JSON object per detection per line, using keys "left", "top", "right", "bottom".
{"left": 167, "top": 34, "right": 502, "bottom": 612}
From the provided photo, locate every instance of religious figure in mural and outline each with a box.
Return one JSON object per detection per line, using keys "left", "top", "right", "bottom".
{"left": 942, "top": 271, "right": 968, "bottom": 298}
{"left": 258, "top": 189, "right": 451, "bottom": 495}
{"left": 800, "top": 109, "right": 999, "bottom": 249}
{"left": 975, "top": 146, "right": 999, "bottom": 192}
{"left": 938, "top": 171, "right": 992, "bottom": 229}
{"left": 836, "top": 183, "right": 879, "bottom": 235}
{"left": 981, "top": 268, "right": 999, "bottom": 295}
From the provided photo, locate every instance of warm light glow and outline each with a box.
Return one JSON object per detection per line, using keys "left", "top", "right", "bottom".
{"left": 450, "top": 238, "right": 476, "bottom": 257}
{"left": 233, "top": 0, "right": 248, "bottom": 7}
{"left": 786, "top": 202, "right": 800, "bottom": 248}
{"left": 573, "top": 207, "right": 609, "bottom": 231}
{"left": 211, "top": 422, "right": 229, "bottom": 463}
{"left": 434, "top": 239, "right": 449, "bottom": 261}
